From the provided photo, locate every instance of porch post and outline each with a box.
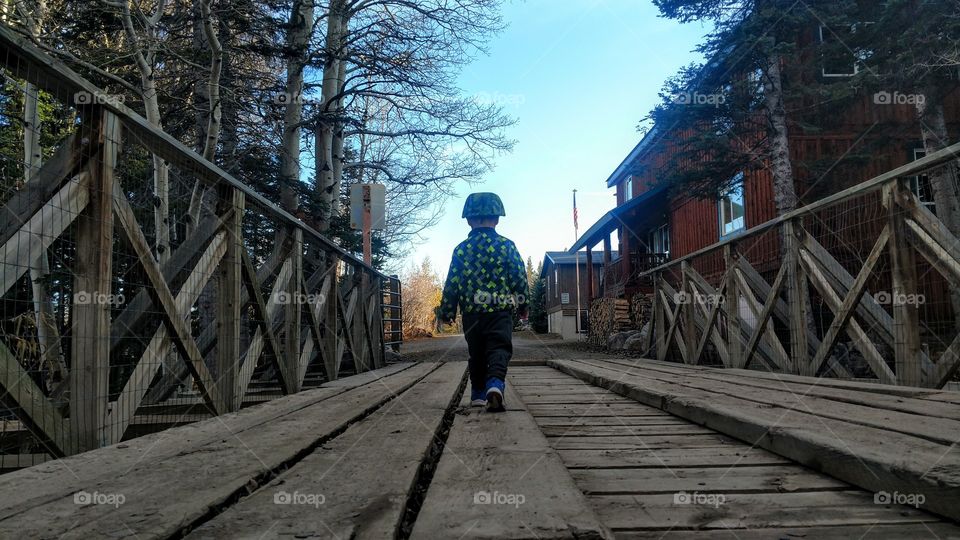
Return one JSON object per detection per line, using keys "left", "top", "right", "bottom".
{"left": 602, "top": 234, "right": 612, "bottom": 296}
{"left": 585, "top": 245, "right": 594, "bottom": 306}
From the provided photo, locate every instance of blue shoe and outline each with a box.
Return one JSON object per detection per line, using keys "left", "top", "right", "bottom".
{"left": 485, "top": 378, "right": 505, "bottom": 412}
{"left": 470, "top": 388, "right": 487, "bottom": 407}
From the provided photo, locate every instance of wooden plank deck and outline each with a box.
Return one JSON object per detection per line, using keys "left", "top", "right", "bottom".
{"left": 509, "top": 365, "right": 960, "bottom": 538}
{"left": 2, "top": 348, "right": 959, "bottom": 539}
{"left": 546, "top": 358, "right": 960, "bottom": 522}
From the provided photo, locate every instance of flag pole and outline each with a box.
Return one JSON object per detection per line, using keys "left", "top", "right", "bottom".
{"left": 573, "top": 189, "right": 581, "bottom": 339}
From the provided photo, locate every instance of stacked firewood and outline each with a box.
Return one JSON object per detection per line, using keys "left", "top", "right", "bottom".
{"left": 630, "top": 292, "right": 653, "bottom": 328}
{"left": 589, "top": 298, "right": 632, "bottom": 345}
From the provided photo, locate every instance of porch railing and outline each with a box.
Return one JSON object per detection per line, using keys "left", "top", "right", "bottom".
{"left": 633, "top": 142, "right": 960, "bottom": 389}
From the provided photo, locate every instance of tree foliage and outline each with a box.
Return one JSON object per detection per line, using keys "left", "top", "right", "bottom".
{"left": 400, "top": 257, "right": 442, "bottom": 338}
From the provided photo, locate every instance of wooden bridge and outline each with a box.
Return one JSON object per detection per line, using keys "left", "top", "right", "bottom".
{"left": 1, "top": 18, "right": 960, "bottom": 540}
{"left": 0, "top": 335, "right": 957, "bottom": 539}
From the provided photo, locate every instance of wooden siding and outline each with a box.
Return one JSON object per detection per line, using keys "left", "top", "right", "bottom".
{"left": 544, "top": 260, "right": 604, "bottom": 313}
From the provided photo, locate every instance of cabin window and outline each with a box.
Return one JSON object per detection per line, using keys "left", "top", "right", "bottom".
{"left": 648, "top": 223, "right": 670, "bottom": 258}
{"left": 910, "top": 148, "right": 937, "bottom": 214}
{"left": 624, "top": 178, "right": 634, "bottom": 201}
{"left": 819, "top": 24, "right": 871, "bottom": 78}
{"left": 719, "top": 173, "right": 746, "bottom": 237}
{"left": 554, "top": 269, "right": 559, "bottom": 298}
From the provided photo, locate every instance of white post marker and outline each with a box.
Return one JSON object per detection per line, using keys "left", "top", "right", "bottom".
{"left": 350, "top": 183, "right": 386, "bottom": 266}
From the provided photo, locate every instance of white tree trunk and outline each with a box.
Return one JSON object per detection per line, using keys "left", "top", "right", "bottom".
{"left": 120, "top": 0, "right": 170, "bottom": 262}
{"left": 764, "top": 57, "right": 798, "bottom": 216}
{"left": 19, "top": 0, "right": 66, "bottom": 388}
{"left": 280, "top": 0, "right": 315, "bottom": 213}
{"left": 316, "top": 0, "right": 347, "bottom": 230}
{"left": 187, "top": 0, "right": 222, "bottom": 230}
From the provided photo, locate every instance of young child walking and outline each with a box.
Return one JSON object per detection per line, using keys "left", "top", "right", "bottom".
{"left": 439, "top": 193, "right": 529, "bottom": 412}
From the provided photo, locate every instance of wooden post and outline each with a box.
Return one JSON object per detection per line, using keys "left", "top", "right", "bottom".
{"left": 215, "top": 186, "right": 244, "bottom": 413}
{"left": 322, "top": 254, "right": 340, "bottom": 380}
{"left": 602, "top": 234, "right": 612, "bottom": 297}
{"left": 681, "top": 261, "right": 696, "bottom": 364}
{"left": 70, "top": 108, "right": 118, "bottom": 452}
{"left": 647, "top": 274, "right": 660, "bottom": 356}
{"left": 783, "top": 219, "right": 809, "bottom": 374}
{"left": 724, "top": 244, "right": 741, "bottom": 369}
{"left": 585, "top": 245, "right": 594, "bottom": 307}
{"left": 885, "top": 180, "right": 923, "bottom": 386}
{"left": 373, "top": 275, "right": 385, "bottom": 367}
{"left": 352, "top": 269, "right": 368, "bottom": 372}
{"left": 285, "top": 227, "right": 303, "bottom": 392}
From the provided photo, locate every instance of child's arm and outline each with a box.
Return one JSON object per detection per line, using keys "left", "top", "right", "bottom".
{"left": 506, "top": 242, "right": 529, "bottom": 316}
{"left": 439, "top": 252, "right": 463, "bottom": 323}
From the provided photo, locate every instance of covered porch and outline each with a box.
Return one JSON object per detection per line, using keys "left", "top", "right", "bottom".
{"left": 570, "top": 185, "right": 670, "bottom": 303}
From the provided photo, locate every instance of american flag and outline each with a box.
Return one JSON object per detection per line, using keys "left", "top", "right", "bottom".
{"left": 573, "top": 189, "right": 578, "bottom": 230}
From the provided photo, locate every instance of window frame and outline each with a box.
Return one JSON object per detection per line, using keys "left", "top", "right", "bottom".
{"left": 910, "top": 148, "right": 937, "bottom": 214}
{"left": 718, "top": 173, "right": 747, "bottom": 238}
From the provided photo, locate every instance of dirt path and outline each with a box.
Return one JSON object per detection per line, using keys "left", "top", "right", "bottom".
{"left": 398, "top": 332, "right": 620, "bottom": 364}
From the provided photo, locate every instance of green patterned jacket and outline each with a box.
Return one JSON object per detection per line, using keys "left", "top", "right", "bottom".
{"left": 440, "top": 227, "right": 528, "bottom": 320}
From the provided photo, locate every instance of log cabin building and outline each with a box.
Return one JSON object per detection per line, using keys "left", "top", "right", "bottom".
{"left": 570, "top": 22, "right": 960, "bottom": 352}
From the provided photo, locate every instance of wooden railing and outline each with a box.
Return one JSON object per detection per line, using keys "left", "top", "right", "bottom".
{"left": 602, "top": 252, "right": 668, "bottom": 296}
{"left": 0, "top": 25, "right": 392, "bottom": 461}
{"left": 635, "top": 143, "right": 960, "bottom": 389}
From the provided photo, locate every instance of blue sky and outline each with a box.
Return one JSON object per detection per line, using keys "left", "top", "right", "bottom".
{"left": 403, "top": 0, "right": 710, "bottom": 277}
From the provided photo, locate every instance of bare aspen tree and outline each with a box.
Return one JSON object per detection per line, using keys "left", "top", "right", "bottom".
{"left": 15, "top": 0, "right": 67, "bottom": 388}
{"left": 107, "top": 0, "right": 172, "bottom": 262}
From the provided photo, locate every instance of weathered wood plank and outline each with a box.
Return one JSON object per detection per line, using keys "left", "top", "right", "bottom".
{"left": 571, "top": 465, "right": 849, "bottom": 495}
{"left": 410, "top": 386, "right": 612, "bottom": 539}
{"left": 0, "top": 364, "right": 436, "bottom": 539}
{"left": 216, "top": 187, "right": 244, "bottom": 412}
{"left": 557, "top": 447, "right": 791, "bottom": 469}
{"left": 549, "top": 359, "right": 960, "bottom": 522}
{"left": 69, "top": 110, "right": 118, "bottom": 452}
{"left": 0, "top": 363, "right": 416, "bottom": 522}
{"left": 587, "top": 357, "right": 960, "bottom": 422}
{"left": 184, "top": 363, "right": 465, "bottom": 539}
{"left": 616, "top": 523, "right": 960, "bottom": 539}
{"left": 590, "top": 491, "right": 937, "bottom": 531}
{"left": 570, "top": 358, "right": 960, "bottom": 445}
{"left": 548, "top": 434, "right": 740, "bottom": 450}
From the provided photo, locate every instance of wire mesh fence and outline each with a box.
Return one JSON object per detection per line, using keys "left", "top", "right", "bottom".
{"left": 0, "top": 24, "right": 394, "bottom": 470}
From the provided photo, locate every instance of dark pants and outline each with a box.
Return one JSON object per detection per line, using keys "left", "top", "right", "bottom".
{"left": 462, "top": 310, "right": 513, "bottom": 391}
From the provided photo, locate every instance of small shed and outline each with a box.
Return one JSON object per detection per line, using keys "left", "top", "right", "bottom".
{"left": 542, "top": 251, "right": 616, "bottom": 340}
